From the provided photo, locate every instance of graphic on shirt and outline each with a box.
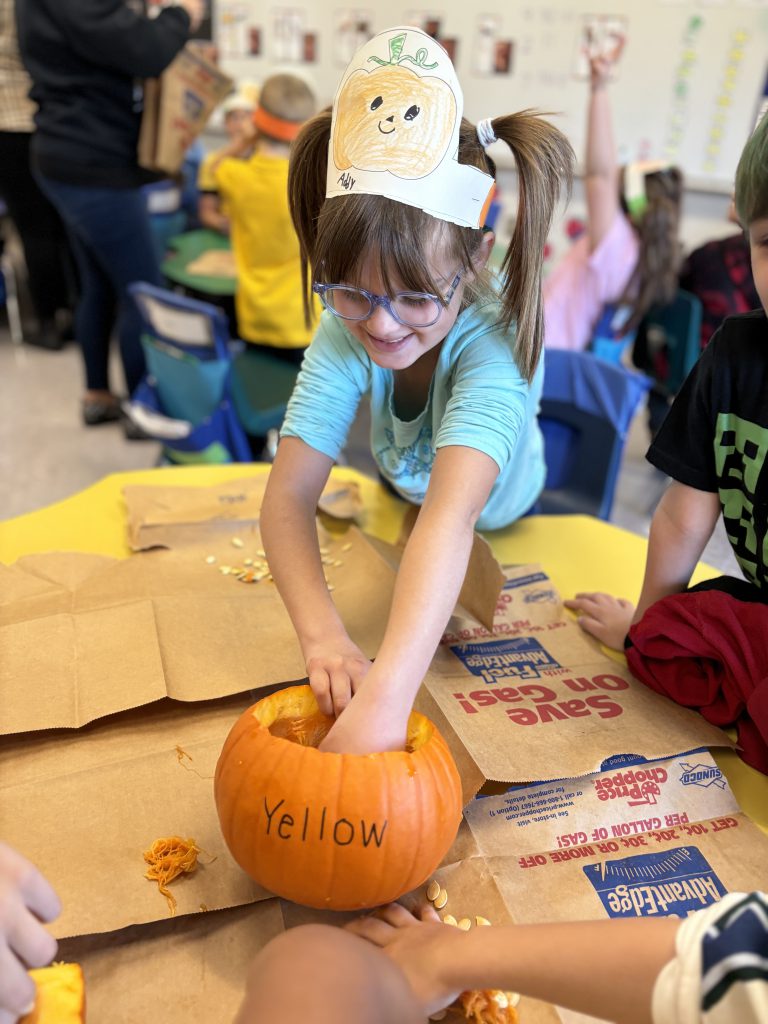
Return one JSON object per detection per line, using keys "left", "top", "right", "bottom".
{"left": 583, "top": 846, "right": 728, "bottom": 918}
{"left": 376, "top": 424, "right": 434, "bottom": 487}
{"left": 326, "top": 26, "right": 495, "bottom": 228}
{"left": 714, "top": 412, "right": 768, "bottom": 587}
{"left": 451, "top": 637, "right": 562, "bottom": 682}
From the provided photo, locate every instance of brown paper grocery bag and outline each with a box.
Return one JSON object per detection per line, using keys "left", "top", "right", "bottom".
{"left": 139, "top": 44, "right": 233, "bottom": 175}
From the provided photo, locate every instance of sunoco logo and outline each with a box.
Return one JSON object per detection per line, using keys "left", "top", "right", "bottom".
{"left": 678, "top": 762, "right": 726, "bottom": 790}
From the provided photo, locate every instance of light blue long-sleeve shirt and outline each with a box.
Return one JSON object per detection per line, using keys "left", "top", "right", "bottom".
{"left": 281, "top": 299, "right": 545, "bottom": 530}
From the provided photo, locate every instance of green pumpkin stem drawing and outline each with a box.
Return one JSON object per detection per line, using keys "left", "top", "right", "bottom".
{"left": 368, "top": 32, "right": 439, "bottom": 70}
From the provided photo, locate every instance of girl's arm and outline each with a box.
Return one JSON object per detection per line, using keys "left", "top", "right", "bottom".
{"left": 347, "top": 902, "right": 679, "bottom": 1024}
{"left": 584, "top": 46, "right": 624, "bottom": 254}
{"left": 260, "top": 437, "right": 372, "bottom": 716}
{"left": 319, "top": 444, "right": 499, "bottom": 754}
{"left": 565, "top": 480, "right": 721, "bottom": 649}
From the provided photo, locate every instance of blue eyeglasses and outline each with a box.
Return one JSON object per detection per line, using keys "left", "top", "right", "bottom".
{"left": 312, "top": 271, "right": 463, "bottom": 329}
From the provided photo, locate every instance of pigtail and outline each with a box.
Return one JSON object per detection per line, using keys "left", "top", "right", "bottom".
{"left": 619, "top": 167, "right": 683, "bottom": 333}
{"left": 288, "top": 107, "right": 333, "bottom": 325}
{"left": 491, "top": 112, "right": 575, "bottom": 381}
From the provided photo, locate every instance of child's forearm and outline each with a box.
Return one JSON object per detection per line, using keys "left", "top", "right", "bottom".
{"left": 451, "top": 918, "right": 679, "bottom": 1024}
{"left": 634, "top": 481, "right": 720, "bottom": 622}
{"left": 261, "top": 485, "right": 348, "bottom": 652}
{"left": 585, "top": 78, "right": 616, "bottom": 182}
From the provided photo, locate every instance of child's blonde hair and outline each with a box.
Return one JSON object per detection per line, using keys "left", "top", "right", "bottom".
{"left": 288, "top": 108, "right": 574, "bottom": 381}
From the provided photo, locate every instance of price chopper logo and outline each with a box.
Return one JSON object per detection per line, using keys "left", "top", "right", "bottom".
{"left": 678, "top": 762, "right": 726, "bottom": 790}
{"left": 593, "top": 767, "right": 668, "bottom": 807}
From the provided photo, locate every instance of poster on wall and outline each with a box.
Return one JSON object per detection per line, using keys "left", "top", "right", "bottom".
{"left": 402, "top": 11, "right": 458, "bottom": 63}
{"left": 473, "top": 15, "right": 513, "bottom": 76}
{"left": 272, "top": 8, "right": 318, "bottom": 63}
{"left": 333, "top": 10, "right": 374, "bottom": 66}
{"left": 219, "top": 1, "right": 250, "bottom": 58}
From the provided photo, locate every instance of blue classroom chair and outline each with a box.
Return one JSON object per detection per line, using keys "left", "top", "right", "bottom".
{"left": 126, "top": 283, "right": 300, "bottom": 464}
{"left": 538, "top": 349, "right": 651, "bottom": 521}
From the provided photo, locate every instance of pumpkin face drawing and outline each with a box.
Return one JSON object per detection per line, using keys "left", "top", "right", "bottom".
{"left": 334, "top": 63, "right": 457, "bottom": 179}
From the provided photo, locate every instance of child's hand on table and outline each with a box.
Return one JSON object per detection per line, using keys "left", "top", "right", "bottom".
{"left": 0, "top": 843, "right": 60, "bottom": 1024}
{"left": 346, "top": 902, "right": 463, "bottom": 1018}
{"left": 304, "top": 635, "right": 371, "bottom": 718}
{"left": 564, "top": 592, "right": 635, "bottom": 651}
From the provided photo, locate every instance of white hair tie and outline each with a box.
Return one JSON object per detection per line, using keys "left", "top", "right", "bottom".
{"left": 476, "top": 118, "right": 497, "bottom": 149}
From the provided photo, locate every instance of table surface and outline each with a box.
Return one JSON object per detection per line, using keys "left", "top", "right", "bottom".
{"left": 161, "top": 228, "right": 235, "bottom": 296}
{"left": 2, "top": 462, "right": 765, "bottom": 830}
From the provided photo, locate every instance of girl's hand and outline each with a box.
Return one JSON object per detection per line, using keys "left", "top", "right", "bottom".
{"left": 346, "top": 902, "right": 465, "bottom": 1017}
{"left": 303, "top": 636, "right": 371, "bottom": 718}
{"left": 587, "top": 31, "right": 625, "bottom": 88}
{"left": 0, "top": 844, "right": 60, "bottom": 1024}
{"left": 563, "top": 592, "right": 635, "bottom": 650}
{"left": 317, "top": 678, "right": 410, "bottom": 754}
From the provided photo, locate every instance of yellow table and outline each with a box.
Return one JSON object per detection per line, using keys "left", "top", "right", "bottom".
{"left": 2, "top": 463, "right": 765, "bottom": 830}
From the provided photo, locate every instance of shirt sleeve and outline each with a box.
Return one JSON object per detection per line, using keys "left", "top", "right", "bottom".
{"left": 212, "top": 156, "right": 251, "bottom": 206}
{"left": 280, "top": 316, "right": 368, "bottom": 460}
{"left": 435, "top": 324, "right": 531, "bottom": 473}
{"left": 646, "top": 329, "right": 720, "bottom": 491}
{"left": 55, "top": 0, "right": 189, "bottom": 79}
{"left": 198, "top": 151, "right": 220, "bottom": 193}
{"left": 653, "top": 892, "right": 768, "bottom": 1024}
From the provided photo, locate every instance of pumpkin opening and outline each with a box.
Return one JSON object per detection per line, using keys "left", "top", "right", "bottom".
{"left": 253, "top": 686, "right": 433, "bottom": 752}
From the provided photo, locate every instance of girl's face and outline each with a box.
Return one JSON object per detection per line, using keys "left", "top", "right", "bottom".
{"left": 340, "top": 238, "right": 491, "bottom": 372}
{"left": 748, "top": 216, "right": 768, "bottom": 316}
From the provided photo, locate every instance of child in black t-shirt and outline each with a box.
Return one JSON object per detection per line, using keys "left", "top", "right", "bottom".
{"left": 566, "top": 112, "right": 768, "bottom": 649}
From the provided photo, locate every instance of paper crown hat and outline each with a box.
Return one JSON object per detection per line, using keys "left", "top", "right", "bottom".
{"left": 326, "top": 26, "right": 495, "bottom": 229}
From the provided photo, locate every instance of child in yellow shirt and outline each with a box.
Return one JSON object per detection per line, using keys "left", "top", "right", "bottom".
{"left": 212, "top": 74, "right": 317, "bottom": 361}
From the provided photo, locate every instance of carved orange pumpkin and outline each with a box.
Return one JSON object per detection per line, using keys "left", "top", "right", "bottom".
{"left": 214, "top": 684, "right": 463, "bottom": 910}
{"left": 334, "top": 63, "right": 457, "bottom": 178}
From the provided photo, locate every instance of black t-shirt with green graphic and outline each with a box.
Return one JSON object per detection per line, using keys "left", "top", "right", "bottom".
{"left": 647, "top": 310, "right": 768, "bottom": 590}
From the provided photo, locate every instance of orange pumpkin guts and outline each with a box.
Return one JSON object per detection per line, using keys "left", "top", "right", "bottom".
{"left": 21, "top": 963, "right": 85, "bottom": 1023}
{"left": 214, "top": 684, "right": 463, "bottom": 910}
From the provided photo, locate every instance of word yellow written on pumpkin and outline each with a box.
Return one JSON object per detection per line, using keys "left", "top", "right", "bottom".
{"left": 263, "top": 796, "right": 388, "bottom": 849}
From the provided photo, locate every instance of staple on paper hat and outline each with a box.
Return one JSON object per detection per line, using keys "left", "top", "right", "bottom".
{"left": 326, "top": 26, "right": 495, "bottom": 229}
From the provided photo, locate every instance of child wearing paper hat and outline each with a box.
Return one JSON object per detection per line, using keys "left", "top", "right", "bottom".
{"left": 260, "top": 26, "right": 574, "bottom": 755}
{"left": 543, "top": 39, "right": 682, "bottom": 354}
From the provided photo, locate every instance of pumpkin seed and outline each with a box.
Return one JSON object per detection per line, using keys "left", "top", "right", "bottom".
{"left": 442, "top": 913, "right": 458, "bottom": 927}
{"left": 433, "top": 888, "right": 448, "bottom": 910}
{"left": 457, "top": 917, "right": 472, "bottom": 931}
{"left": 475, "top": 916, "right": 491, "bottom": 927}
{"left": 205, "top": 555, "right": 216, "bottom": 564}
{"left": 426, "top": 880, "right": 440, "bottom": 902}
{"left": 342, "top": 543, "right": 352, "bottom": 552}
{"left": 505, "top": 992, "right": 521, "bottom": 1007}
{"left": 429, "top": 1013, "right": 447, "bottom": 1021}
{"left": 219, "top": 566, "right": 232, "bottom": 575}
{"left": 231, "top": 537, "right": 244, "bottom": 548}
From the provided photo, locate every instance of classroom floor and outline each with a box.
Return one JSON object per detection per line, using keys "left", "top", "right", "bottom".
{"left": 0, "top": 326, "right": 740, "bottom": 579}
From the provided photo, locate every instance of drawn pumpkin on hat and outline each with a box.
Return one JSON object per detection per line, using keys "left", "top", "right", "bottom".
{"left": 333, "top": 32, "right": 457, "bottom": 179}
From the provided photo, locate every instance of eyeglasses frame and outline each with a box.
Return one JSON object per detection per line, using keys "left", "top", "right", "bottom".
{"left": 312, "top": 270, "right": 464, "bottom": 329}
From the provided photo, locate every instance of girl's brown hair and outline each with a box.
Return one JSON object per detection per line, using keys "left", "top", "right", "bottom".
{"left": 288, "top": 107, "right": 574, "bottom": 382}
{"left": 619, "top": 167, "right": 684, "bottom": 333}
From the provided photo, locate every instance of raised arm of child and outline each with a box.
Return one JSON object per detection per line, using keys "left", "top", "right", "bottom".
{"left": 583, "top": 39, "right": 625, "bottom": 254}
{"left": 0, "top": 843, "right": 60, "bottom": 1024}
{"left": 261, "top": 440, "right": 499, "bottom": 753}
{"left": 564, "top": 480, "right": 721, "bottom": 650}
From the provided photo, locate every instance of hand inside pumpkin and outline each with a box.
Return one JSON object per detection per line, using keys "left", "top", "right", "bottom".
{"left": 318, "top": 676, "right": 410, "bottom": 754}
{"left": 303, "top": 634, "right": 371, "bottom": 718}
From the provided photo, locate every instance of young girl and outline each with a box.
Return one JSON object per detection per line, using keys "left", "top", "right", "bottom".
{"left": 261, "top": 26, "right": 574, "bottom": 755}
{"left": 543, "top": 39, "right": 683, "bottom": 353}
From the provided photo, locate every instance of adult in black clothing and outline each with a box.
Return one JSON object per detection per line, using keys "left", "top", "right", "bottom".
{"left": 15, "top": 0, "right": 203, "bottom": 426}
